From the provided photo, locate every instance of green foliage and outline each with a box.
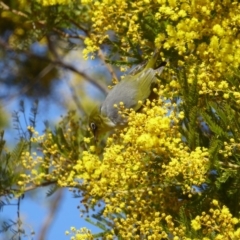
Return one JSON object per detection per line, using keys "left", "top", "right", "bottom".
{"left": 0, "top": 133, "right": 29, "bottom": 239}
{"left": 175, "top": 65, "right": 240, "bottom": 229}
{"left": 47, "top": 110, "right": 89, "bottom": 159}
{"left": 178, "top": 68, "right": 200, "bottom": 150}
{"left": 0, "top": 132, "right": 27, "bottom": 197}
{"left": 85, "top": 211, "right": 114, "bottom": 239}
{"left": 46, "top": 184, "right": 58, "bottom": 197}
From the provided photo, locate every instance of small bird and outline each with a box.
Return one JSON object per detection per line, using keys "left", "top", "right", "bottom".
{"left": 89, "top": 50, "right": 166, "bottom": 139}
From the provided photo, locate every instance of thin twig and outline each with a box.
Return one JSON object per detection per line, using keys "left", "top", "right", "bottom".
{"left": 0, "top": 1, "right": 28, "bottom": 18}
{"left": 0, "top": 1, "right": 85, "bottom": 40}
{"left": 54, "top": 59, "right": 108, "bottom": 94}
{"left": 65, "top": 16, "right": 89, "bottom": 35}
{"left": 38, "top": 189, "right": 63, "bottom": 240}
{"left": 17, "top": 196, "right": 21, "bottom": 240}
{"left": 98, "top": 49, "right": 118, "bottom": 81}
{"left": 52, "top": 27, "right": 85, "bottom": 40}
{"left": 67, "top": 80, "right": 86, "bottom": 114}
{"left": 0, "top": 180, "right": 58, "bottom": 197}
{"left": 0, "top": 38, "right": 108, "bottom": 94}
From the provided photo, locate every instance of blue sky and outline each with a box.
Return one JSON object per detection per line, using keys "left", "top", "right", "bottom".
{"left": 2, "top": 188, "right": 101, "bottom": 239}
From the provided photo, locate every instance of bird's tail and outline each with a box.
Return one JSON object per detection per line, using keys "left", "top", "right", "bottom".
{"left": 144, "top": 49, "right": 160, "bottom": 70}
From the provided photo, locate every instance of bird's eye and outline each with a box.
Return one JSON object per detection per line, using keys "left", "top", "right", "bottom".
{"left": 90, "top": 122, "right": 96, "bottom": 131}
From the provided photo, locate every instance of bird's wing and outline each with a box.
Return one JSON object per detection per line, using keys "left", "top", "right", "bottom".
{"left": 135, "top": 68, "right": 157, "bottom": 100}
{"left": 100, "top": 80, "right": 137, "bottom": 124}
{"left": 100, "top": 68, "right": 158, "bottom": 125}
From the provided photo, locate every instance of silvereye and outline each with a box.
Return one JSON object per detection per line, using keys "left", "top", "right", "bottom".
{"left": 89, "top": 50, "right": 165, "bottom": 138}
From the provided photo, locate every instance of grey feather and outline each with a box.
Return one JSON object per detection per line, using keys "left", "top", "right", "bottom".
{"left": 100, "top": 66, "right": 165, "bottom": 125}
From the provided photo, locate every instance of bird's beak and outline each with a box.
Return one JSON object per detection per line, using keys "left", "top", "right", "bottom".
{"left": 94, "top": 134, "right": 98, "bottom": 143}
{"left": 92, "top": 129, "right": 99, "bottom": 143}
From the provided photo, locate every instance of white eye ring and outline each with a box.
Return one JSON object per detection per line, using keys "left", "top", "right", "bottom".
{"left": 90, "top": 122, "right": 96, "bottom": 131}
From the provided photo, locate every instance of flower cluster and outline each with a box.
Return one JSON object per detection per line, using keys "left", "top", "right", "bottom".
{"left": 38, "top": 0, "right": 72, "bottom": 6}
{"left": 77, "top": 0, "right": 240, "bottom": 101}
{"left": 162, "top": 146, "right": 209, "bottom": 194}
{"left": 65, "top": 227, "right": 93, "bottom": 240}
{"left": 17, "top": 116, "right": 82, "bottom": 190}
{"left": 68, "top": 89, "right": 211, "bottom": 238}
{"left": 16, "top": 93, "right": 240, "bottom": 239}
{"left": 191, "top": 200, "right": 240, "bottom": 239}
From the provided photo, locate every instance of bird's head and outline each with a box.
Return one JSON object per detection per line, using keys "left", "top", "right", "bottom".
{"left": 88, "top": 106, "right": 116, "bottom": 140}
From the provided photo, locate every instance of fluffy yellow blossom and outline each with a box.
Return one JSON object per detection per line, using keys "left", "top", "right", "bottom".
{"left": 38, "top": 0, "right": 72, "bottom": 6}
{"left": 191, "top": 200, "right": 240, "bottom": 238}
{"left": 191, "top": 217, "right": 201, "bottom": 230}
{"left": 213, "top": 24, "right": 225, "bottom": 37}
{"left": 83, "top": 137, "right": 91, "bottom": 143}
